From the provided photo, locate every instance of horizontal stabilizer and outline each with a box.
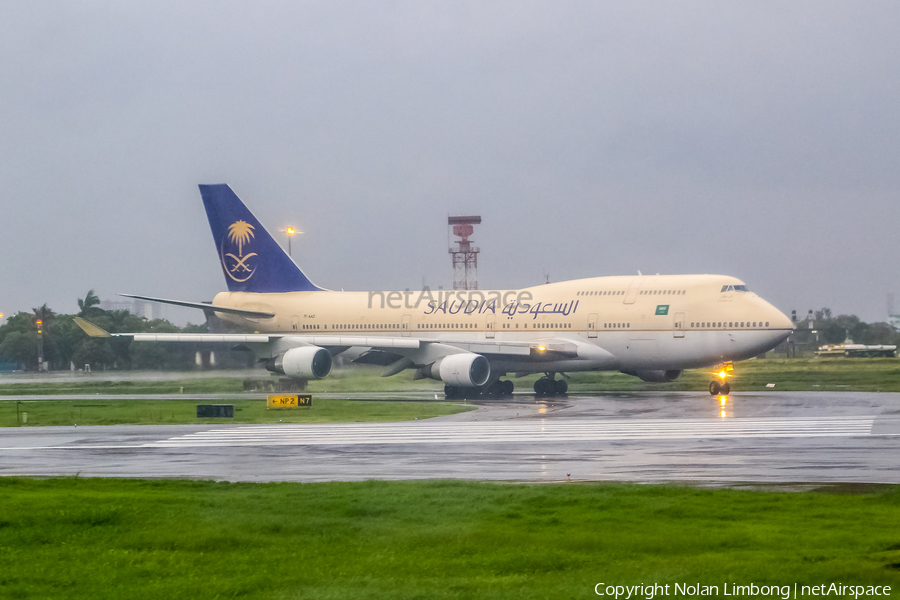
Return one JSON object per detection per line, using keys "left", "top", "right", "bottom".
{"left": 120, "top": 294, "right": 275, "bottom": 319}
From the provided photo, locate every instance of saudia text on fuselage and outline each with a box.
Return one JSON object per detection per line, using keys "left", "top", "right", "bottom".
{"left": 367, "top": 288, "right": 580, "bottom": 320}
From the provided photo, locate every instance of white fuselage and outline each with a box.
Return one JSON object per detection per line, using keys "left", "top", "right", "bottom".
{"left": 210, "top": 273, "right": 792, "bottom": 375}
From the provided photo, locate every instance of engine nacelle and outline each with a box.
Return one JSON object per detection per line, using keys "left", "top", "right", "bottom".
{"left": 432, "top": 353, "right": 491, "bottom": 387}
{"left": 622, "top": 369, "right": 683, "bottom": 383}
{"left": 268, "top": 346, "right": 332, "bottom": 380}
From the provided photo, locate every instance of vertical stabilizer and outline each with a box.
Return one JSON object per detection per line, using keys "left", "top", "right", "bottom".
{"left": 199, "top": 184, "right": 324, "bottom": 293}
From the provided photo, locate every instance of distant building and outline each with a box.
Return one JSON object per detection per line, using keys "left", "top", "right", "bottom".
{"left": 888, "top": 294, "right": 900, "bottom": 329}
{"left": 99, "top": 299, "right": 157, "bottom": 320}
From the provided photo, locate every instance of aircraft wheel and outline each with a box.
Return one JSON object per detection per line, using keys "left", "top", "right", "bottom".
{"left": 708, "top": 381, "right": 720, "bottom": 395}
{"left": 534, "top": 378, "right": 550, "bottom": 397}
{"left": 554, "top": 379, "right": 568, "bottom": 395}
{"left": 444, "top": 385, "right": 459, "bottom": 399}
{"left": 719, "top": 382, "right": 731, "bottom": 395}
{"left": 483, "top": 382, "right": 502, "bottom": 398}
{"left": 501, "top": 380, "right": 514, "bottom": 396}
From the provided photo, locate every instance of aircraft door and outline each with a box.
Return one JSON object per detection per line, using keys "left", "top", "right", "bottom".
{"left": 485, "top": 316, "right": 495, "bottom": 339}
{"left": 588, "top": 313, "right": 598, "bottom": 338}
{"left": 291, "top": 315, "right": 300, "bottom": 331}
{"left": 401, "top": 314, "right": 411, "bottom": 337}
{"left": 674, "top": 312, "right": 685, "bottom": 338}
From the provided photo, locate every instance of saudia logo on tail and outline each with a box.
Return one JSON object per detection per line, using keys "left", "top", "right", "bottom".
{"left": 221, "top": 220, "right": 258, "bottom": 282}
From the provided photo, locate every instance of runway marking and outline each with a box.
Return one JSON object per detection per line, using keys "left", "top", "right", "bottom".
{"left": 0, "top": 417, "right": 878, "bottom": 452}
{"left": 148, "top": 417, "right": 876, "bottom": 448}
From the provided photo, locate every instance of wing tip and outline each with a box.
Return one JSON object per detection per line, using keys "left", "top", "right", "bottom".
{"left": 73, "top": 317, "right": 111, "bottom": 338}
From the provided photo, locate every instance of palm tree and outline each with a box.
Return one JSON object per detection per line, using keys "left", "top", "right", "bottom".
{"left": 227, "top": 220, "right": 255, "bottom": 256}
{"left": 32, "top": 303, "right": 54, "bottom": 326}
{"left": 78, "top": 290, "right": 101, "bottom": 317}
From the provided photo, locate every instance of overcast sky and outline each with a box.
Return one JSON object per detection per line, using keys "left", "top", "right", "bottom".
{"left": 1, "top": 1, "right": 898, "bottom": 324}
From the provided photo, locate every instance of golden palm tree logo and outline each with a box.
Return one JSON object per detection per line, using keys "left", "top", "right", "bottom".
{"left": 227, "top": 221, "right": 255, "bottom": 256}
{"left": 223, "top": 220, "right": 258, "bottom": 282}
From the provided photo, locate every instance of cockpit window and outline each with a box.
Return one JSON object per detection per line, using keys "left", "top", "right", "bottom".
{"left": 720, "top": 284, "right": 750, "bottom": 292}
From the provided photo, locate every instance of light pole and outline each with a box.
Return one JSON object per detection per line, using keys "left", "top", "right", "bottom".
{"left": 36, "top": 314, "right": 44, "bottom": 372}
{"left": 282, "top": 227, "right": 302, "bottom": 257}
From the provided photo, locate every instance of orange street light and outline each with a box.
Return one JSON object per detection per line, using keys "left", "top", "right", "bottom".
{"left": 281, "top": 227, "right": 303, "bottom": 256}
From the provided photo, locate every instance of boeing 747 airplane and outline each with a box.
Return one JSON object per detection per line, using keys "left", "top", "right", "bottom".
{"left": 75, "top": 184, "right": 793, "bottom": 397}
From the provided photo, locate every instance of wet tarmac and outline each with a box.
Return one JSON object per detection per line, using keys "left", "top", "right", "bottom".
{"left": 0, "top": 391, "right": 898, "bottom": 484}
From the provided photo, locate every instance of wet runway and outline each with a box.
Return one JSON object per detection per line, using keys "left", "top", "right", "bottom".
{"left": 1, "top": 391, "right": 898, "bottom": 484}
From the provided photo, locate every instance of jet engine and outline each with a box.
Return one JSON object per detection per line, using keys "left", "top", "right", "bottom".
{"left": 623, "top": 369, "right": 683, "bottom": 383}
{"left": 431, "top": 353, "right": 491, "bottom": 387}
{"left": 267, "top": 346, "right": 333, "bottom": 380}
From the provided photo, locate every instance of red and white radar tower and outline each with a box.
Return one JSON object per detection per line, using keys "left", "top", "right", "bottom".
{"left": 448, "top": 215, "right": 481, "bottom": 290}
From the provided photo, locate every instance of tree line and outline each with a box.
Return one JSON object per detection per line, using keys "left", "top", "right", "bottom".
{"left": 0, "top": 290, "right": 253, "bottom": 372}
{"left": 802, "top": 308, "right": 898, "bottom": 346}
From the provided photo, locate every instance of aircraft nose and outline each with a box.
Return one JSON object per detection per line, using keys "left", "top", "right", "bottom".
{"left": 772, "top": 308, "right": 793, "bottom": 331}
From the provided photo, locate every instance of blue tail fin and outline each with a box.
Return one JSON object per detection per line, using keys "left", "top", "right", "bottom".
{"left": 199, "top": 184, "right": 324, "bottom": 293}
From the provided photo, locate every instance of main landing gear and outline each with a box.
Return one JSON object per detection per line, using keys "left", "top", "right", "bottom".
{"left": 534, "top": 374, "right": 568, "bottom": 397}
{"left": 708, "top": 363, "right": 733, "bottom": 395}
{"left": 444, "top": 379, "right": 514, "bottom": 400}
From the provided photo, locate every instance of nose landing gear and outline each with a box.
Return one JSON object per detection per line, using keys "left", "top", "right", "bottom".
{"left": 708, "top": 363, "right": 733, "bottom": 395}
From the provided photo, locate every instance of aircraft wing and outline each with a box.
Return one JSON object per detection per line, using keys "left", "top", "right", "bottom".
{"left": 74, "top": 318, "right": 270, "bottom": 343}
{"left": 74, "top": 317, "right": 420, "bottom": 349}
{"left": 71, "top": 318, "right": 572, "bottom": 357}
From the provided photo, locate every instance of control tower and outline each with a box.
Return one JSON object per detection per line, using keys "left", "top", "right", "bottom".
{"left": 448, "top": 215, "right": 481, "bottom": 290}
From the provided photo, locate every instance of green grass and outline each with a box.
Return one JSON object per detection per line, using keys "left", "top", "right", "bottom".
{"left": 565, "top": 357, "right": 900, "bottom": 393}
{"left": 1, "top": 357, "right": 899, "bottom": 400}
{"left": 0, "top": 479, "right": 898, "bottom": 599}
{"left": 0, "top": 376, "right": 249, "bottom": 396}
{"left": 0, "top": 367, "right": 447, "bottom": 396}
{"left": 2, "top": 398, "right": 472, "bottom": 427}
